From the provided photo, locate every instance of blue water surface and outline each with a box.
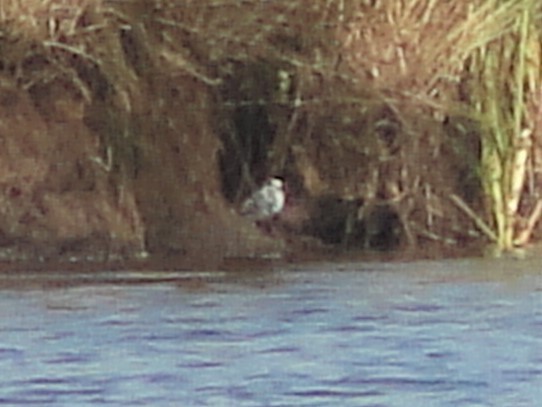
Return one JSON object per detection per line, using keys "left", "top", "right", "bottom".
{"left": 0, "top": 258, "right": 541, "bottom": 406}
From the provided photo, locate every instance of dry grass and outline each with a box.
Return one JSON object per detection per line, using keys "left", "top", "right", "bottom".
{"left": 336, "top": 0, "right": 542, "bottom": 253}
{"left": 0, "top": 0, "right": 542, "bottom": 259}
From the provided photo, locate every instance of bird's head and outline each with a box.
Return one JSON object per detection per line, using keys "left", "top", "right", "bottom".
{"left": 268, "top": 177, "right": 284, "bottom": 190}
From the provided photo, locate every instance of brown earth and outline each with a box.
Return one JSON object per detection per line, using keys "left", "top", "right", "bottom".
{"left": 0, "top": 0, "right": 540, "bottom": 269}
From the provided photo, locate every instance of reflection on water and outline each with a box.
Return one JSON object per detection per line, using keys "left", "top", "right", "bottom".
{"left": 0, "top": 258, "right": 541, "bottom": 406}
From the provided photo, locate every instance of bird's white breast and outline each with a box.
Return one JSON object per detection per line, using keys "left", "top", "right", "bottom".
{"left": 241, "top": 179, "right": 285, "bottom": 220}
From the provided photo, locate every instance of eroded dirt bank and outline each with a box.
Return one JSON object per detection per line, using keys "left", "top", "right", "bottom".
{"left": 0, "top": 1, "right": 541, "bottom": 269}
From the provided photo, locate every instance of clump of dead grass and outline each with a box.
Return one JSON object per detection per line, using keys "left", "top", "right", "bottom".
{"left": 333, "top": 0, "right": 542, "bottom": 254}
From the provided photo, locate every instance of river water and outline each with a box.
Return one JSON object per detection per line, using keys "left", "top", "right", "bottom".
{"left": 0, "top": 257, "right": 541, "bottom": 406}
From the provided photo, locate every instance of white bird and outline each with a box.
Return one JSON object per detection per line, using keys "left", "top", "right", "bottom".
{"left": 240, "top": 177, "right": 286, "bottom": 220}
